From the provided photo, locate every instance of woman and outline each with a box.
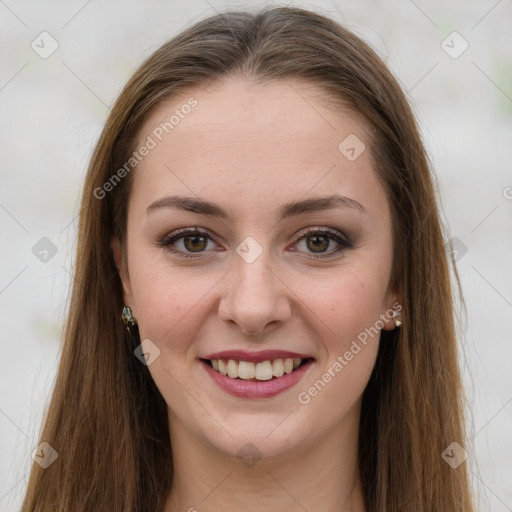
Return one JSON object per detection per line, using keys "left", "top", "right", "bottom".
{"left": 22, "top": 6, "right": 475, "bottom": 511}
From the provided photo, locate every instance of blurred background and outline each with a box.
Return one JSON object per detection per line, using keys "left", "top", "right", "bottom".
{"left": 0, "top": 1, "right": 511, "bottom": 510}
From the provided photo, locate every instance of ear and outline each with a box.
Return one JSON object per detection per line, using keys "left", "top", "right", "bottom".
{"left": 111, "top": 237, "right": 134, "bottom": 308}
{"left": 381, "top": 286, "right": 403, "bottom": 331}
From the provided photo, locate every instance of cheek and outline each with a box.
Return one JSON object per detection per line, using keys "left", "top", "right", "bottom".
{"left": 295, "top": 263, "right": 389, "bottom": 348}
{"left": 293, "top": 273, "right": 384, "bottom": 421}
{"left": 128, "top": 251, "right": 222, "bottom": 357}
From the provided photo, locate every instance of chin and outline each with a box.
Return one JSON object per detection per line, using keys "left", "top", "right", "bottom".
{"left": 193, "top": 406, "right": 320, "bottom": 462}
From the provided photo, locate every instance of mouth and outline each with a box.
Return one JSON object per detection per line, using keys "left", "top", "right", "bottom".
{"left": 201, "top": 357, "right": 315, "bottom": 381}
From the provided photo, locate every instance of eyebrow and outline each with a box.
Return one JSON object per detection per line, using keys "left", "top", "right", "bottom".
{"left": 146, "top": 194, "right": 368, "bottom": 220}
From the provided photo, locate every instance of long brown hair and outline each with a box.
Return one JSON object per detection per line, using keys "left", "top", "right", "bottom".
{"left": 22, "top": 6, "right": 475, "bottom": 511}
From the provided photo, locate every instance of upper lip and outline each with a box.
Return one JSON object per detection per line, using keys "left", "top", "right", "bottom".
{"left": 202, "top": 350, "right": 314, "bottom": 363}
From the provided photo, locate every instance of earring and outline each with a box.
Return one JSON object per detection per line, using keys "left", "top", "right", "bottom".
{"left": 392, "top": 309, "right": 402, "bottom": 328}
{"left": 121, "top": 306, "right": 136, "bottom": 329}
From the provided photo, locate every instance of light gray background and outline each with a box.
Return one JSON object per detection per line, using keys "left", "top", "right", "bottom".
{"left": 1, "top": 1, "right": 511, "bottom": 511}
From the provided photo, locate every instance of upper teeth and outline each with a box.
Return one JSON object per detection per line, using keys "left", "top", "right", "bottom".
{"left": 211, "top": 358, "right": 302, "bottom": 380}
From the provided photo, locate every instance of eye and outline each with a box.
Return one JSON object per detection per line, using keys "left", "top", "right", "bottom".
{"left": 292, "top": 227, "right": 352, "bottom": 259}
{"left": 158, "top": 227, "right": 221, "bottom": 258}
{"left": 158, "top": 226, "right": 352, "bottom": 260}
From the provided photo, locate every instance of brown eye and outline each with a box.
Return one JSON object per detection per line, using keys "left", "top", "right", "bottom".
{"left": 294, "top": 227, "right": 352, "bottom": 259}
{"left": 306, "top": 234, "right": 330, "bottom": 253}
{"left": 159, "top": 228, "right": 219, "bottom": 258}
{"left": 183, "top": 235, "right": 208, "bottom": 252}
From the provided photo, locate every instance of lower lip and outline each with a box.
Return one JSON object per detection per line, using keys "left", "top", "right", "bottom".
{"left": 201, "top": 359, "right": 314, "bottom": 399}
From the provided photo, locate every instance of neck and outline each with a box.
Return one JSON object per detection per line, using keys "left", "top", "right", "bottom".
{"left": 163, "top": 404, "right": 367, "bottom": 512}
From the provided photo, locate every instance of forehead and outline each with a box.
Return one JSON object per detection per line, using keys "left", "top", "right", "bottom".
{"left": 138, "top": 77, "right": 367, "bottom": 150}
{"left": 130, "top": 78, "right": 385, "bottom": 219}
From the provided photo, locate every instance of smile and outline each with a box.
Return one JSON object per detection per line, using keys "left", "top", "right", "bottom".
{"left": 200, "top": 351, "right": 315, "bottom": 399}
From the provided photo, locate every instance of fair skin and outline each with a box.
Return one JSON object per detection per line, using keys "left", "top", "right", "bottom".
{"left": 113, "top": 77, "right": 401, "bottom": 512}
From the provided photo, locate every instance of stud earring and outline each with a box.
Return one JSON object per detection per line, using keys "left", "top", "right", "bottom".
{"left": 121, "top": 306, "right": 137, "bottom": 329}
{"left": 392, "top": 309, "right": 402, "bottom": 328}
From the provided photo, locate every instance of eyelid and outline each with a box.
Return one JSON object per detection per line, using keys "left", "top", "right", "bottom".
{"left": 160, "top": 226, "right": 217, "bottom": 243}
{"left": 296, "top": 226, "right": 351, "bottom": 245}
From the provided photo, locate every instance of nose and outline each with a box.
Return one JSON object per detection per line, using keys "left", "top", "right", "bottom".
{"left": 218, "top": 251, "right": 292, "bottom": 336}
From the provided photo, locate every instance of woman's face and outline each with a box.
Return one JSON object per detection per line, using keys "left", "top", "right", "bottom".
{"left": 114, "top": 78, "right": 399, "bottom": 460}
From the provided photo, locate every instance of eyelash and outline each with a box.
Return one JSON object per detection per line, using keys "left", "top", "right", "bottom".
{"left": 158, "top": 226, "right": 352, "bottom": 260}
